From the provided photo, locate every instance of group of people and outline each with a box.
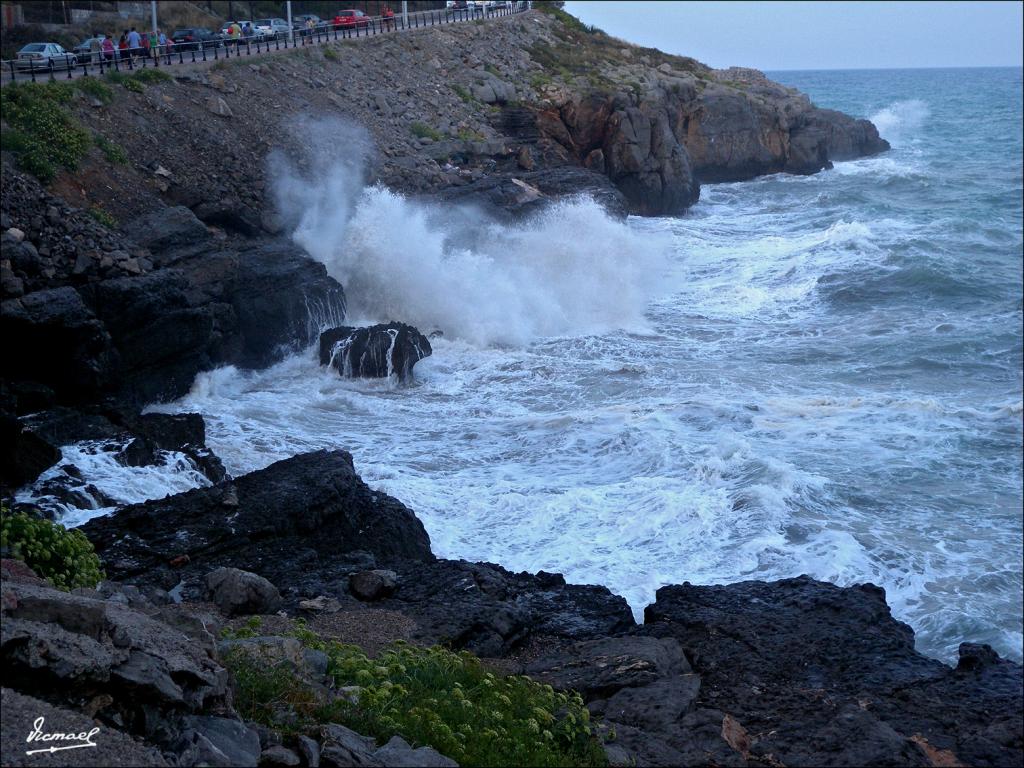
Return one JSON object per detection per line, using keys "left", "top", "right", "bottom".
{"left": 87, "top": 28, "right": 170, "bottom": 64}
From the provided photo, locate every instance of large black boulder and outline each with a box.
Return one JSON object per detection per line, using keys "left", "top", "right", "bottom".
{"left": 319, "top": 323, "right": 432, "bottom": 383}
{"left": 82, "top": 450, "right": 434, "bottom": 584}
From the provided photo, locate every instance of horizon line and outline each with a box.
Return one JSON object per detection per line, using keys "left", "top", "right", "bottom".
{"left": 761, "top": 64, "right": 1023, "bottom": 72}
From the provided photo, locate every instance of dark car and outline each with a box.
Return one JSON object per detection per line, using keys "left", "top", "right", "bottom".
{"left": 293, "top": 13, "right": 321, "bottom": 32}
{"left": 170, "top": 27, "right": 221, "bottom": 50}
{"left": 332, "top": 10, "right": 370, "bottom": 29}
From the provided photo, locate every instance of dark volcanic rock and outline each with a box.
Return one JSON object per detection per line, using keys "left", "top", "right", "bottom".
{"left": 319, "top": 323, "right": 431, "bottom": 382}
{"left": 3, "top": 204, "right": 346, "bottom": 413}
{"left": 349, "top": 569, "right": 399, "bottom": 601}
{"left": 434, "top": 166, "right": 629, "bottom": 220}
{"left": 82, "top": 450, "right": 433, "bottom": 583}
{"left": 204, "top": 567, "right": 283, "bottom": 616}
{"left": 0, "top": 578, "right": 230, "bottom": 738}
{"left": 0, "top": 415, "right": 61, "bottom": 488}
{"left": 642, "top": 576, "right": 1024, "bottom": 768}
{"left": 121, "top": 205, "right": 212, "bottom": 266}
{"left": 378, "top": 560, "right": 635, "bottom": 657}
{"left": 1, "top": 286, "right": 117, "bottom": 404}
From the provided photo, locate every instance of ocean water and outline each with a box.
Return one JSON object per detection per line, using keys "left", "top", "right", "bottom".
{"left": 21, "top": 68, "right": 1023, "bottom": 664}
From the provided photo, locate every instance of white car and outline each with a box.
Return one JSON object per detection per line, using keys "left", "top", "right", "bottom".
{"left": 253, "top": 18, "right": 291, "bottom": 39}
{"left": 16, "top": 43, "right": 77, "bottom": 71}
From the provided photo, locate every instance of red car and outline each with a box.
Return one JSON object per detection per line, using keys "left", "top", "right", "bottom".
{"left": 332, "top": 9, "right": 371, "bottom": 28}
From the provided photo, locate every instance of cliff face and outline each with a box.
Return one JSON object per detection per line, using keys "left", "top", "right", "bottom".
{"left": 520, "top": 27, "right": 889, "bottom": 213}
{"left": 0, "top": 8, "right": 887, "bottom": 238}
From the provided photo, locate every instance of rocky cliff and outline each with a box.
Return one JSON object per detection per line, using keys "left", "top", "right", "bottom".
{"left": 0, "top": 6, "right": 886, "bottom": 236}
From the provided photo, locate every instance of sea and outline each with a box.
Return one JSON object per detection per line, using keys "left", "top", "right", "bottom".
{"left": 20, "top": 67, "right": 1024, "bottom": 664}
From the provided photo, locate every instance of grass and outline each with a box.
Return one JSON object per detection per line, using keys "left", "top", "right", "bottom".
{"left": 323, "top": 46, "right": 339, "bottom": 61}
{"left": 451, "top": 84, "right": 474, "bottom": 103}
{"left": 410, "top": 122, "right": 444, "bottom": 141}
{"left": 0, "top": 82, "right": 91, "bottom": 182}
{"left": 527, "top": 5, "right": 711, "bottom": 98}
{"left": 131, "top": 67, "right": 172, "bottom": 85}
{"left": 222, "top": 618, "right": 607, "bottom": 767}
{"left": 94, "top": 134, "right": 127, "bottom": 165}
{"left": 89, "top": 206, "right": 118, "bottom": 228}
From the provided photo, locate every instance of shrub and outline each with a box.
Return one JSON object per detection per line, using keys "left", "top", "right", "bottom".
{"left": 323, "top": 45, "right": 339, "bottom": 61}
{"left": 94, "top": 133, "right": 127, "bottom": 165}
{"left": 104, "top": 71, "right": 146, "bottom": 92}
{"left": 451, "top": 83, "right": 474, "bottom": 103}
{"left": 89, "top": 206, "right": 117, "bottom": 228}
{"left": 72, "top": 76, "right": 115, "bottom": 104}
{"left": 410, "top": 122, "right": 443, "bottom": 141}
{"left": 0, "top": 508, "right": 105, "bottom": 590}
{"left": 0, "top": 83, "right": 91, "bottom": 182}
{"left": 131, "top": 67, "right": 172, "bottom": 85}
{"left": 223, "top": 619, "right": 607, "bottom": 767}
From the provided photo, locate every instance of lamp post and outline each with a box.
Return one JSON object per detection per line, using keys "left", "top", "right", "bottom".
{"left": 286, "top": 0, "right": 293, "bottom": 43}
{"left": 401, "top": 1, "right": 408, "bottom": 28}
{"left": 151, "top": 0, "right": 157, "bottom": 33}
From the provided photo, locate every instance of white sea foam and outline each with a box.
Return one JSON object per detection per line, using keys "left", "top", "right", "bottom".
{"left": 270, "top": 117, "right": 668, "bottom": 346}
{"left": 16, "top": 440, "right": 213, "bottom": 527}
{"left": 869, "top": 99, "right": 930, "bottom": 145}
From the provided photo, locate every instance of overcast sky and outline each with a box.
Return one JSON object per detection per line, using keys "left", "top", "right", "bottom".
{"left": 564, "top": 1, "right": 1024, "bottom": 71}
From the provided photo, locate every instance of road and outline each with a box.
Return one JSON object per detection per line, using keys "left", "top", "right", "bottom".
{"left": 1, "top": 4, "right": 528, "bottom": 87}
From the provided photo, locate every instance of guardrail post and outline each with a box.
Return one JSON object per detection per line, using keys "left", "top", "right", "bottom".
{"left": 8, "top": 60, "right": 14, "bottom": 83}
{"left": 49, "top": 58, "right": 56, "bottom": 82}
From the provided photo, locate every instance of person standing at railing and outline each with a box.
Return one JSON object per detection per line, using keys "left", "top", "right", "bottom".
{"left": 102, "top": 34, "right": 115, "bottom": 63}
{"left": 229, "top": 21, "right": 241, "bottom": 48}
{"left": 118, "top": 31, "right": 129, "bottom": 60}
{"left": 89, "top": 34, "right": 102, "bottom": 64}
{"left": 305, "top": 17, "right": 315, "bottom": 37}
{"left": 127, "top": 27, "right": 142, "bottom": 62}
{"left": 383, "top": 6, "right": 395, "bottom": 31}
{"left": 158, "top": 29, "right": 168, "bottom": 57}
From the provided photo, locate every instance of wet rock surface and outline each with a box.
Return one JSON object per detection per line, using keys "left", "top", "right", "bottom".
{"left": 319, "top": 323, "right": 432, "bottom": 382}
{"left": 82, "top": 450, "right": 434, "bottom": 583}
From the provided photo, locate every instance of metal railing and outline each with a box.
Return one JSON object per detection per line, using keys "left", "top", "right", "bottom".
{"left": 2, "top": 2, "right": 529, "bottom": 85}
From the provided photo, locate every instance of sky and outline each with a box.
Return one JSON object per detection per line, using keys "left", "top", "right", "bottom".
{"left": 564, "top": 1, "right": 1024, "bottom": 71}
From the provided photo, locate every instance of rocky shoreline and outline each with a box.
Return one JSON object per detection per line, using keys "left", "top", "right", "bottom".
{"left": 1, "top": 6, "right": 1020, "bottom": 767}
{"left": 3, "top": 446, "right": 1021, "bottom": 766}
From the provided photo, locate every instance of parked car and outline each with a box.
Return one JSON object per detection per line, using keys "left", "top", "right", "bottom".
{"left": 253, "top": 18, "right": 291, "bottom": 39}
{"left": 446, "top": 0, "right": 469, "bottom": 8}
{"left": 15, "top": 43, "right": 77, "bottom": 71}
{"left": 332, "top": 9, "right": 370, "bottom": 29}
{"left": 170, "top": 28, "right": 221, "bottom": 50}
{"left": 293, "top": 13, "right": 321, "bottom": 33}
{"left": 72, "top": 37, "right": 105, "bottom": 62}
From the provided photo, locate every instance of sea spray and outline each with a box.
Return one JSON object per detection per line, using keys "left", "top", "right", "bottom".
{"left": 269, "top": 118, "right": 670, "bottom": 346}
{"left": 869, "top": 99, "right": 929, "bottom": 145}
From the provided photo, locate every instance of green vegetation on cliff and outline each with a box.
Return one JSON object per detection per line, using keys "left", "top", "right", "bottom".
{"left": 0, "top": 508, "right": 105, "bottom": 590}
{"left": 223, "top": 617, "right": 607, "bottom": 767}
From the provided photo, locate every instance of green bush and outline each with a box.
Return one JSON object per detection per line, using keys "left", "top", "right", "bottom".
{"left": 410, "top": 122, "right": 443, "bottom": 141}
{"left": 323, "top": 45, "right": 339, "bottom": 61}
{"left": 94, "top": 133, "right": 127, "bottom": 165}
{"left": 0, "top": 83, "right": 91, "bottom": 182}
{"left": 89, "top": 206, "right": 117, "bottom": 228}
{"left": 0, "top": 508, "right": 104, "bottom": 590}
{"left": 131, "top": 67, "right": 172, "bottom": 85}
{"left": 223, "top": 619, "right": 607, "bottom": 767}
{"left": 104, "top": 71, "right": 146, "bottom": 92}
{"left": 73, "top": 76, "right": 114, "bottom": 104}
{"left": 451, "top": 83, "right": 474, "bottom": 103}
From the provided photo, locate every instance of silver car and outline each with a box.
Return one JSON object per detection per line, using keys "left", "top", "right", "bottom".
{"left": 16, "top": 43, "right": 78, "bottom": 71}
{"left": 253, "top": 18, "right": 291, "bottom": 39}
